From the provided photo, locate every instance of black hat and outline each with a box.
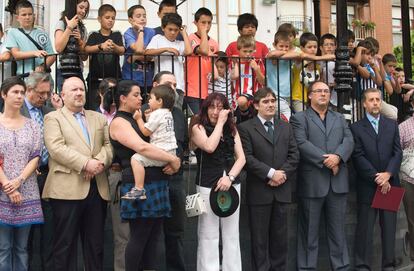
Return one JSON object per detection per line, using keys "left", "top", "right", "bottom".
{"left": 209, "top": 185, "right": 239, "bottom": 217}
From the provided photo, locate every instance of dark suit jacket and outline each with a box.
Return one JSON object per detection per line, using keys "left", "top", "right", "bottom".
{"left": 350, "top": 115, "right": 402, "bottom": 204}
{"left": 20, "top": 101, "right": 54, "bottom": 119}
{"left": 238, "top": 116, "right": 299, "bottom": 205}
{"left": 290, "top": 108, "right": 354, "bottom": 198}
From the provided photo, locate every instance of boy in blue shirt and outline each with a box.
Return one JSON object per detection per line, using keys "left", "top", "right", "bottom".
{"left": 122, "top": 5, "right": 155, "bottom": 100}
{"left": 4, "top": 0, "right": 55, "bottom": 75}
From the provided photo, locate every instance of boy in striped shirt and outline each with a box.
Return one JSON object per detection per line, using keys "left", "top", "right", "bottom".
{"left": 231, "top": 35, "right": 265, "bottom": 109}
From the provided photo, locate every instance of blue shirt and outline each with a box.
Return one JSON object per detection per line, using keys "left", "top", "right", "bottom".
{"left": 366, "top": 112, "right": 380, "bottom": 131}
{"left": 266, "top": 59, "right": 291, "bottom": 98}
{"left": 24, "top": 98, "right": 41, "bottom": 119}
{"left": 122, "top": 27, "right": 155, "bottom": 86}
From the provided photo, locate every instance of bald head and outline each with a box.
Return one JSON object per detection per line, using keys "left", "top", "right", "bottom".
{"left": 61, "top": 77, "right": 86, "bottom": 112}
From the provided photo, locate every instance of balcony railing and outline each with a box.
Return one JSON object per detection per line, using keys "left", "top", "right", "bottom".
{"left": 0, "top": 52, "right": 410, "bottom": 123}
{"left": 277, "top": 15, "right": 313, "bottom": 33}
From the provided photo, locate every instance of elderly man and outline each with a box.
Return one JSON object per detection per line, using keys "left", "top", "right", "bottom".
{"left": 19, "top": 72, "right": 62, "bottom": 271}
{"left": 291, "top": 81, "right": 354, "bottom": 271}
{"left": 351, "top": 88, "right": 402, "bottom": 271}
{"left": 43, "top": 76, "right": 113, "bottom": 271}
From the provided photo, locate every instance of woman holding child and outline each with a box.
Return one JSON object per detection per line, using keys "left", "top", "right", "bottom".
{"left": 109, "top": 80, "right": 180, "bottom": 270}
{"left": 190, "top": 92, "right": 246, "bottom": 271}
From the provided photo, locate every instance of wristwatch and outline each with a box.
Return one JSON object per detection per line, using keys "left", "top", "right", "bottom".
{"left": 228, "top": 175, "right": 236, "bottom": 182}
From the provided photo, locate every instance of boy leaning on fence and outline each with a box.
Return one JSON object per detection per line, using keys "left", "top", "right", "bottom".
{"left": 4, "top": 0, "right": 55, "bottom": 76}
{"left": 84, "top": 4, "right": 125, "bottom": 110}
{"left": 186, "top": 7, "right": 219, "bottom": 114}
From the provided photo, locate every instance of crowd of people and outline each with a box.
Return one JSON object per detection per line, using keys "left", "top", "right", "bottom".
{"left": 0, "top": 0, "right": 414, "bottom": 271}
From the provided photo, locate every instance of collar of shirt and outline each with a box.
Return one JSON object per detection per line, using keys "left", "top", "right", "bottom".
{"left": 366, "top": 112, "right": 380, "bottom": 123}
{"left": 24, "top": 97, "right": 37, "bottom": 111}
{"left": 99, "top": 105, "right": 116, "bottom": 123}
{"left": 257, "top": 114, "right": 273, "bottom": 127}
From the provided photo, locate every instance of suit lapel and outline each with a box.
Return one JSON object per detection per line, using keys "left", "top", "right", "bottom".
{"left": 325, "top": 111, "right": 337, "bottom": 136}
{"left": 253, "top": 116, "right": 273, "bottom": 144}
{"left": 61, "top": 106, "right": 90, "bottom": 148}
{"left": 273, "top": 117, "right": 281, "bottom": 145}
{"left": 84, "top": 110, "right": 95, "bottom": 150}
{"left": 307, "top": 108, "right": 326, "bottom": 134}
{"left": 21, "top": 102, "right": 31, "bottom": 118}
{"left": 362, "top": 117, "right": 377, "bottom": 139}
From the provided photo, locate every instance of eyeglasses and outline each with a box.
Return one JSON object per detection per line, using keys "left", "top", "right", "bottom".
{"left": 312, "top": 89, "right": 330, "bottom": 94}
{"left": 34, "top": 89, "right": 52, "bottom": 99}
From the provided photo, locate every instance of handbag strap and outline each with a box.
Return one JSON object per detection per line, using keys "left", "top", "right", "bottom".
{"left": 186, "top": 151, "right": 202, "bottom": 196}
{"left": 18, "top": 28, "right": 43, "bottom": 51}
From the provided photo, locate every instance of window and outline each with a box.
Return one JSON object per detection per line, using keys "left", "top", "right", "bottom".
{"left": 227, "top": 0, "right": 253, "bottom": 43}
{"left": 331, "top": 3, "right": 355, "bottom": 26}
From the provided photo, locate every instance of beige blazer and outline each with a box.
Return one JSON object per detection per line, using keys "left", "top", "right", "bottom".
{"left": 42, "top": 106, "right": 113, "bottom": 201}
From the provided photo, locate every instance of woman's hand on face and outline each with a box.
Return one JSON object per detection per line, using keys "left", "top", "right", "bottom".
{"left": 217, "top": 109, "right": 230, "bottom": 126}
{"left": 8, "top": 190, "right": 23, "bottom": 205}
{"left": 215, "top": 176, "right": 232, "bottom": 192}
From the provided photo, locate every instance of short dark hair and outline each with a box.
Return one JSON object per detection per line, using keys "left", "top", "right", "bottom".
{"left": 98, "top": 4, "right": 116, "bottom": 17}
{"left": 153, "top": 71, "right": 174, "bottom": 84}
{"left": 127, "top": 4, "right": 145, "bottom": 18}
{"left": 347, "top": 29, "right": 355, "bottom": 42}
{"left": 158, "top": 0, "right": 176, "bottom": 13}
{"left": 15, "top": 0, "right": 33, "bottom": 14}
{"left": 277, "top": 23, "right": 297, "bottom": 37}
{"left": 357, "top": 39, "right": 374, "bottom": 54}
{"left": 115, "top": 80, "right": 139, "bottom": 109}
{"left": 365, "top": 37, "right": 379, "bottom": 54}
{"left": 150, "top": 85, "right": 175, "bottom": 110}
{"left": 382, "top": 53, "right": 397, "bottom": 65}
{"left": 98, "top": 78, "right": 117, "bottom": 112}
{"left": 0, "top": 23, "right": 3, "bottom": 33}
{"left": 362, "top": 88, "right": 382, "bottom": 102}
{"left": 216, "top": 51, "right": 228, "bottom": 65}
{"left": 161, "top": 12, "right": 182, "bottom": 28}
{"left": 1, "top": 76, "right": 26, "bottom": 95}
{"left": 320, "top": 33, "right": 337, "bottom": 46}
{"left": 253, "top": 87, "right": 276, "bottom": 104}
{"left": 395, "top": 67, "right": 404, "bottom": 73}
{"left": 300, "top": 32, "right": 318, "bottom": 47}
{"left": 274, "top": 31, "right": 290, "bottom": 45}
{"left": 194, "top": 7, "right": 212, "bottom": 21}
{"left": 237, "top": 13, "right": 258, "bottom": 32}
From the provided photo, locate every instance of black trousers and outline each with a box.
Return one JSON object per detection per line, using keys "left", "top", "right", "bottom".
{"left": 125, "top": 217, "right": 164, "bottom": 271}
{"left": 28, "top": 168, "right": 54, "bottom": 271}
{"left": 354, "top": 203, "right": 397, "bottom": 271}
{"left": 164, "top": 173, "right": 186, "bottom": 271}
{"left": 248, "top": 201, "right": 288, "bottom": 271}
{"left": 50, "top": 181, "right": 107, "bottom": 271}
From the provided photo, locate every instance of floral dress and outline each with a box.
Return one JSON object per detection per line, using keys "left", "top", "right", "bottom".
{"left": 0, "top": 118, "right": 43, "bottom": 226}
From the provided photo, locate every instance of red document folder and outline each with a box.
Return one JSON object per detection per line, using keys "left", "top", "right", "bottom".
{"left": 371, "top": 186, "right": 405, "bottom": 212}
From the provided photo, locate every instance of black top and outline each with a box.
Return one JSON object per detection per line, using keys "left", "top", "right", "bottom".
{"left": 195, "top": 124, "right": 237, "bottom": 188}
{"left": 110, "top": 110, "right": 168, "bottom": 183}
{"left": 86, "top": 31, "right": 123, "bottom": 79}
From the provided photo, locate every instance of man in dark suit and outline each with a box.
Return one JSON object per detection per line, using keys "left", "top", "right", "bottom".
{"left": 21, "top": 72, "right": 62, "bottom": 271}
{"left": 238, "top": 87, "right": 299, "bottom": 271}
{"left": 351, "top": 88, "right": 402, "bottom": 271}
{"left": 290, "top": 81, "right": 354, "bottom": 270}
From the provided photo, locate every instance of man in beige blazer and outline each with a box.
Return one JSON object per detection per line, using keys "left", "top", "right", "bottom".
{"left": 43, "top": 76, "right": 113, "bottom": 271}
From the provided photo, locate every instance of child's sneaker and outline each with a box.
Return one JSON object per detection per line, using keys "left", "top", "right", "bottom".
{"left": 122, "top": 187, "right": 147, "bottom": 200}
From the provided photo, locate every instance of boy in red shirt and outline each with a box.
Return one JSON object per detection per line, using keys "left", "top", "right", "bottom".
{"left": 186, "top": 7, "right": 219, "bottom": 114}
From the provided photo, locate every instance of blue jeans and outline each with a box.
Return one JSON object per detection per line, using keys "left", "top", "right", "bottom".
{"left": 0, "top": 225, "right": 31, "bottom": 271}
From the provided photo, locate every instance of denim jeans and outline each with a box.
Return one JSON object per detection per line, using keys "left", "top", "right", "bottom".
{"left": 0, "top": 225, "right": 31, "bottom": 271}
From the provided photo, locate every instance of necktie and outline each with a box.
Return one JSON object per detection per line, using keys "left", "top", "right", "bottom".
{"left": 32, "top": 108, "right": 49, "bottom": 165}
{"left": 74, "top": 112, "right": 90, "bottom": 145}
{"left": 371, "top": 119, "right": 379, "bottom": 134}
{"left": 264, "top": 121, "right": 274, "bottom": 139}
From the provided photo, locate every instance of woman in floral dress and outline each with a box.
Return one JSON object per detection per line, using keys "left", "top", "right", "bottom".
{"left": 0, "top": 76, "right": 43, "bottom": 271}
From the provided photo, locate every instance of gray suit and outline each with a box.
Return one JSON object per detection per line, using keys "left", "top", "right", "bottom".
{"left": 291, "top": 108, "right": 354, "bottom": 271}
{"left": 20, "top": 100, "right": 54, "bottom": 118}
